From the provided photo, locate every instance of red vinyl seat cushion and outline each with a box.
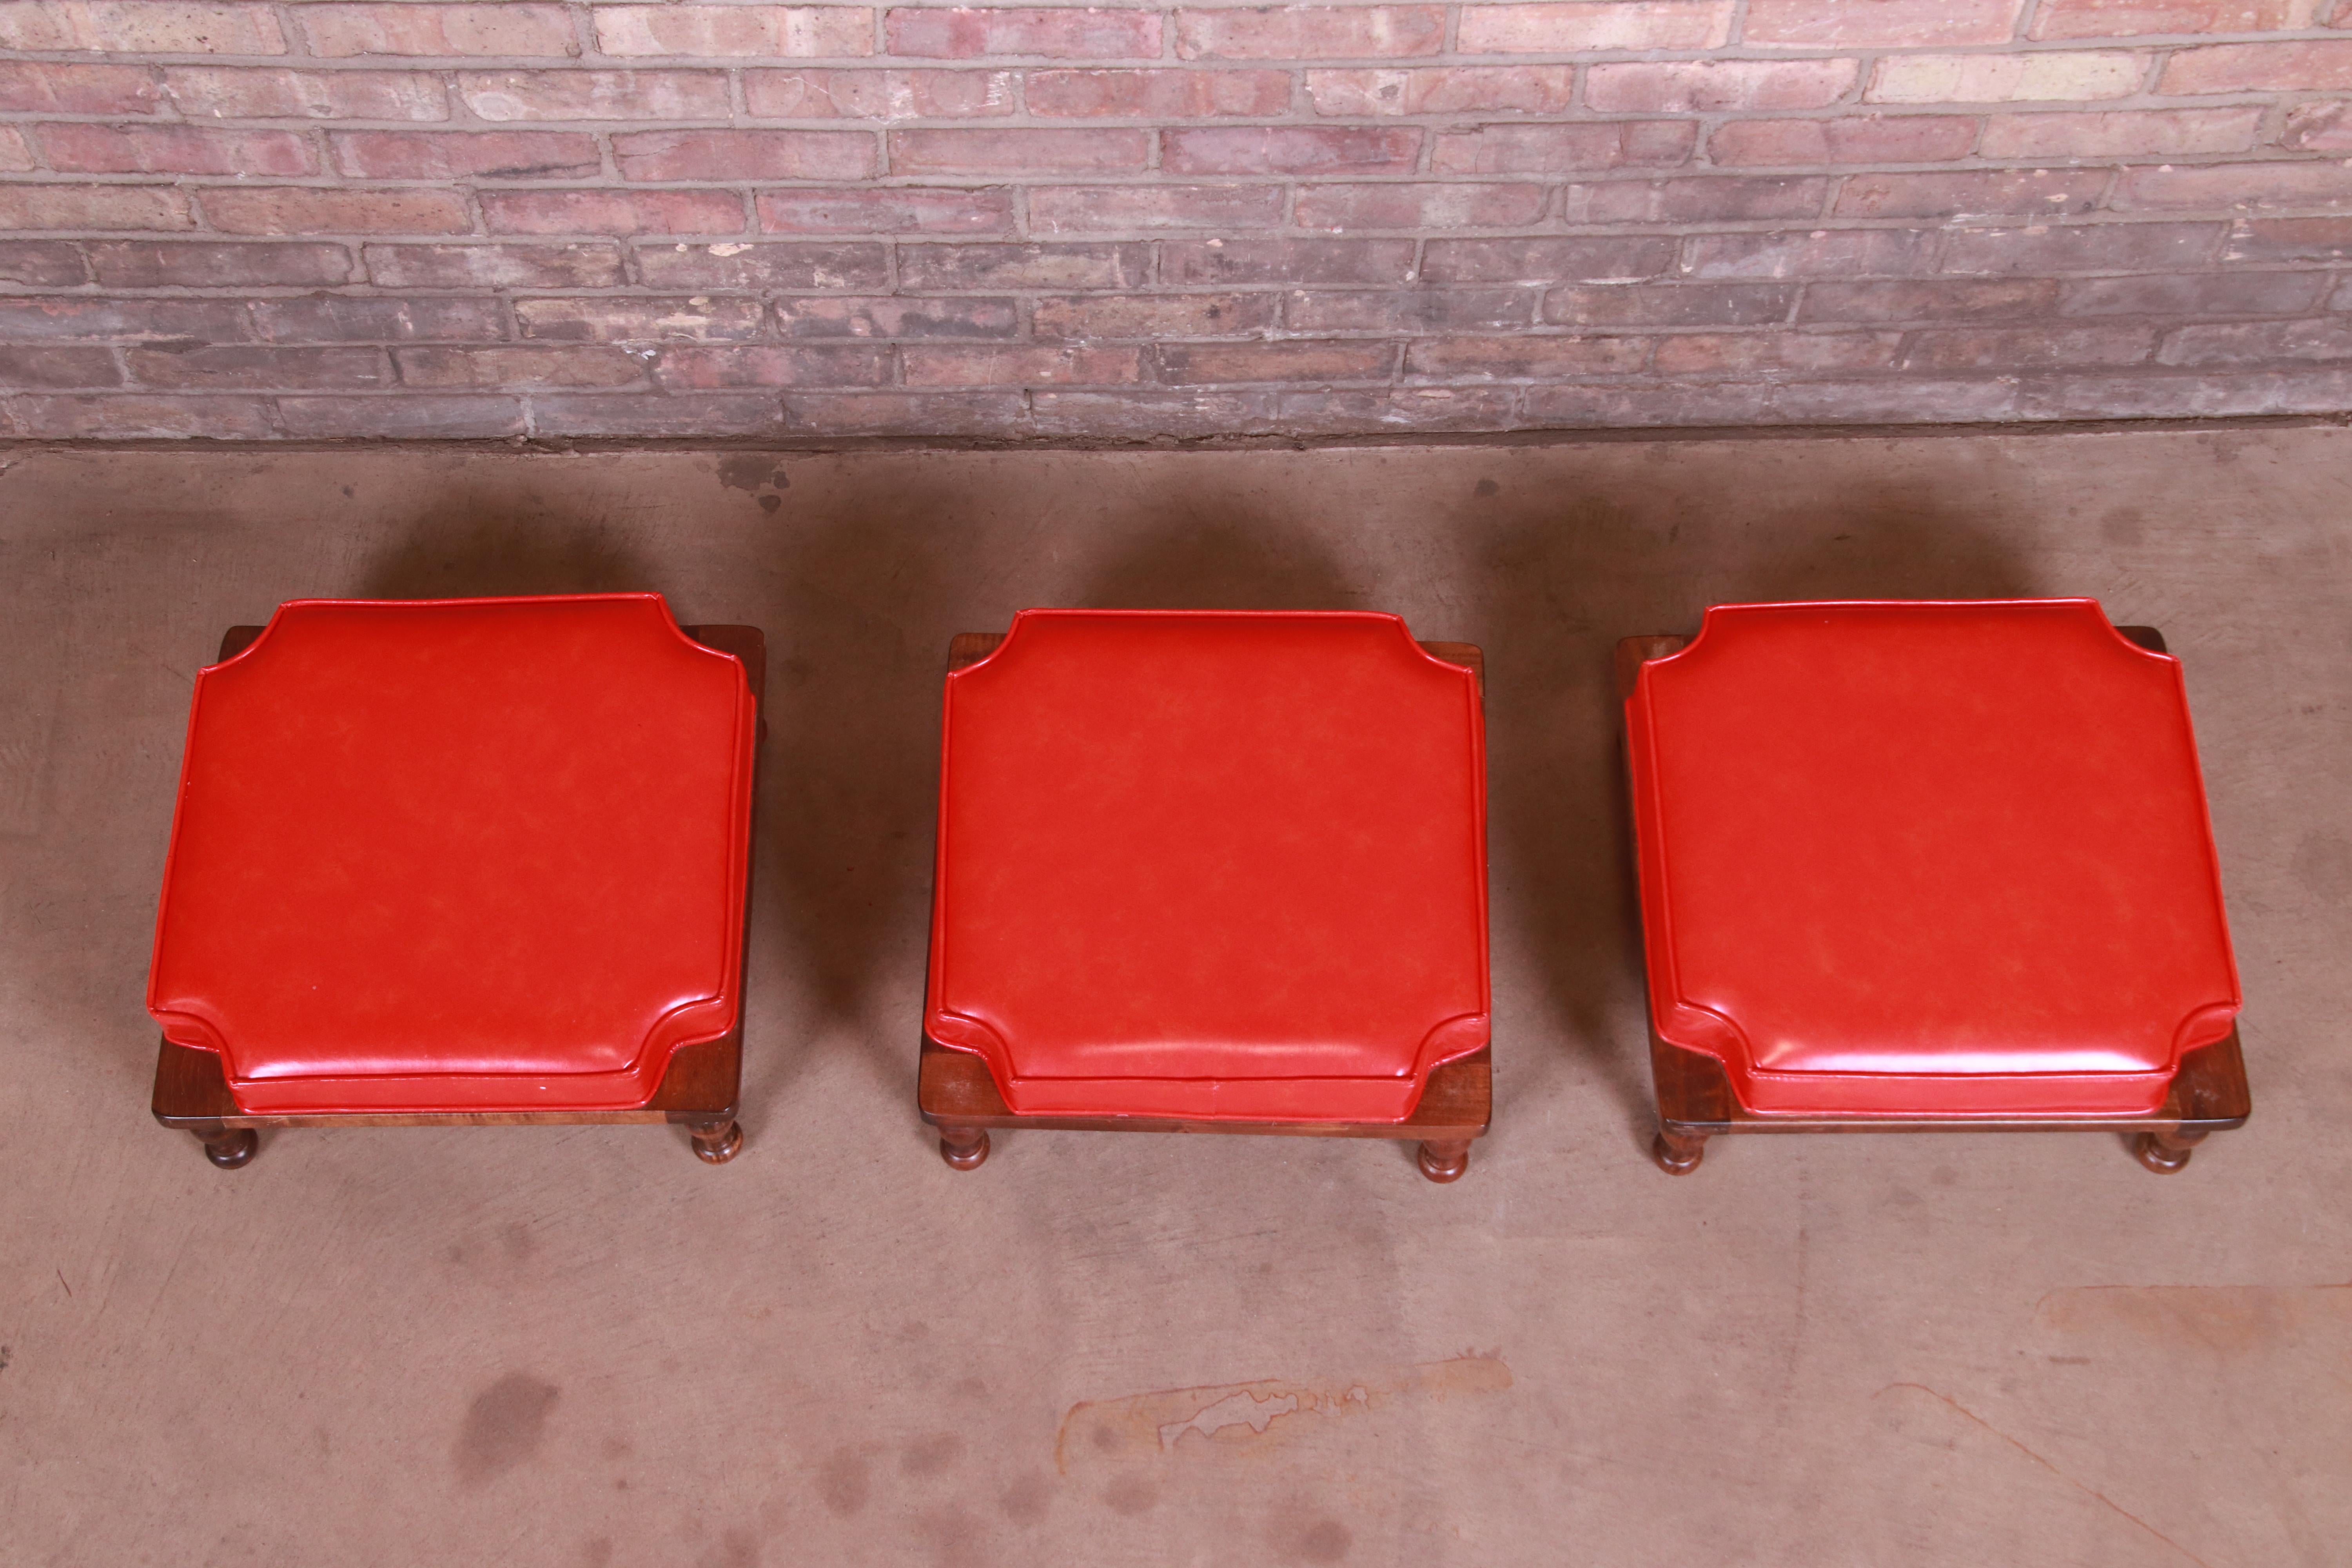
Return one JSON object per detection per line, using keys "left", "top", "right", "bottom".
{"left": 146, "top": 595, "right": 757, "bottom": 1115}
{"left": 1626, "top": 599, "right": 2240, "bottom": 1117}
{"left": 926, "top": 610, "right": 1489, "bottom": 1120}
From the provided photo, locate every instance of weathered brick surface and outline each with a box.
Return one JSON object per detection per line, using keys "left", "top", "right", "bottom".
{"left": 6, "top": 0, "right": 2352, "bottom": 441}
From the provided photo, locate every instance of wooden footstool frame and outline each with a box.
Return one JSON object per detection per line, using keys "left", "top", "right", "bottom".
{"left": 1617, "top": 624, "right": 2251, "bottom": 1178}
{"left": 917, "top": 631, "right": 1493, "bottom": 1183}
{"left": 152, "top": 621, "right": 766, "bottom": 1170}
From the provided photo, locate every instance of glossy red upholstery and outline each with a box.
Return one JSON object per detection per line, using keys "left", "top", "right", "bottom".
{"left": 926, "top": 610, "right": 1488, "bottom": 1120}
{"left": 1626, "top": 599, "right": 2240, "bottom": 1117}
{"left": 147, "top": 595, "right": 757, "bottom": 1115}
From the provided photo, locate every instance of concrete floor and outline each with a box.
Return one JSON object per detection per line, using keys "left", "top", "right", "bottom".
{"left": 2, "top": 426, "right": 2348, "bottom": 1567}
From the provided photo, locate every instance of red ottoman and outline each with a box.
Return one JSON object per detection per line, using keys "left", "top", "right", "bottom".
{"left": 147, "top": 595, "right": 762, "bottom": 1168}
{"left": 918, "top": 610, "right": 1492, "bottom": 1181}
{"left": 1620, "top": 599, "right": 2248, "bottom": 1174}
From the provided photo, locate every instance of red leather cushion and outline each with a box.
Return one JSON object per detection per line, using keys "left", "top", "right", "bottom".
{"left": 147, "top": 595, "right": 757, "bottom": 1115}
{"left": 1626, "top": 600, "right": 2240, "bottom": 1117}
{"left": 927, "top": 610, "right": 1488, "bottom": 1120}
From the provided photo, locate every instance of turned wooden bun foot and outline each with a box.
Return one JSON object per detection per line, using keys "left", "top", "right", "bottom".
{"left": 689, "top": 1120, "right": 743, "bottom": 1165}
{"left": 1651, "top": 1129, "right": 1706, "bottom": 1175}
{"left": 2132, "top": 1130, "right": 2199, "bottom": 1174}
{"left": 937, "top": 1127, "right": 989, "bottom": 1170}
{"left": 1416, "top": 1139, "right": 1471, "bottom": 1183}
{"left": 201, "top": 1128, "right": 258, "bottom": 1169}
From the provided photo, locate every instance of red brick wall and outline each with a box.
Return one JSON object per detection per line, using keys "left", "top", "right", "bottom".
{"left": 5, "top": 1, "right": 2352, "bottom": 441}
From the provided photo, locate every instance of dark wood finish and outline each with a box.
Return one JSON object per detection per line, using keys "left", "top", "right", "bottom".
{"left": 1619, "top": 622, "right": 2248, "bottom": 1174}
{"left": 152, "top": 620, "right": 765, "bottom": 1167}
{"left": 927, "top": 628, "right": 1493, "bottom": 1181}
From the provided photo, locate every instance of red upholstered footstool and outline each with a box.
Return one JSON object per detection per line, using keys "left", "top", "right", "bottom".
{"left": 147, "top": 595, "right": 763, "bottom": 1168}
{"left": 1619, "top": 600, "right": 2248, "bottom": 1175}
{"left": 918, "top": 610, "right": 1492, "bottom": 1181}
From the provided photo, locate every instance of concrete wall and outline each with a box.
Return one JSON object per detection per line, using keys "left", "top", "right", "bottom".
{"left": 6, "top": 1, "right": 2352, "bottom": 441}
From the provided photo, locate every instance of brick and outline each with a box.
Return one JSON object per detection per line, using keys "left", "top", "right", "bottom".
{"left": 1306, "top": 66, "right": 1573, "bottom": 116}
{"left": 9, "top": 393, "right": 276, "bottom": 437}
{"left": 904, "top": 343, "right": 1141, "bottom": 385}
{"left": 1899, "top": 324, "right": 2156, "bottom": 369}
{"left": 784, "top": 390, "right": 1031, "bottom": 434}
{"left": 0, "top": 241, "right": 90, "bottom": 287}
{"left": 0, "top": 296, "right": 250, "bottom": 341}
{"left": 2282, "top": 101, "right": 2352, "bottom": 151}
{"left": 1423, "top": 236, "right": 1679, "bottom": 282}
{"left": 1546, "top": 282, "right": 1797, "bottom": 327}
{"left": 1272, "top": 386, "right": 1517, "bottom": 433}
{"left": 1030, "top": 184, "right": 1287, "bottom": 233}
{"left": 0, "top": 185, "right": 193, "bottom": 231}
{"left": 1163, "top": 125, "right": 1421, "bottom": 174}
{"left": 1652, "top": 331, "right": 1901, "bottom": 374}
{"left": 635, "top": 241, "right": 891, "bottom": 288}
{"left": 0, "top": 62, "right": 163, "bottom": 115}
{"left": 395, "top": 345, "right": 647, "bottom": 388}
{"left": 38, "top": 123, "right": 312, "bottom": 176}
{"left": 251, "top": 296, "right": 506, "bottom": 341}
{"left": 1457, "top": 2, "right": 1735, "bottom": 51}
{"left": 1284, "top": 288, "right": 1533, "bottom": 332}
{"left": 2224, "top": 216, "right": 2352, "bottom": 260}
{"left": 299, "top": 4, "right": 576, "bottom": 58}
{"left": 1682, "top": 228, "right": 1936, "bottom": 278}
{"left": 1296, "top": 183, "right": 1548, "bottom": 229}
{"left": 0, "top": 347, "right": 120, "bottom": 388}
{"left": 616, "top": 129, "right": 875, "bottom": 180}
{"left": 0, "top": 127, "right": 29, "bottom": 172}
{"left": 483, "top": 190, "right": 748, "bottom": 236}
{"left": 277, "top": 394, "right": 523, "bottom": 437}
{"left": 757, "top": 186, "right": 1014, "bottom": 234}
{"left": 516, "top": 297, "right": 766, "bottom": 342}
{"left": 124, "top": 345, "right": 390, "bottom": 390}
{"left": 594, "top": 6, "right": 874, "bottom": 58}
{"left": 773, "top": 295, "right": 1017, "bottom": 337}
{"left": 0, "top": 2, "right": 285, "bottom": 53}
{"left": 2032, "top": 0, "right": 2310, "bottom": 37}
{"left": 331, "top": 131, "right": 599, "bottom": 181}
{"left": 890, "top": 127, "right": 1147, "bottom": 172}
{"left": 885, "top": 7, "right": 1160, "bottom": 58}
{"left": 1709, "top": 116, "right": 1978, "bottom": 166}
{"left": 1033, "top": 292, "right": 1276, "bottom": 337}
{"left": 1028, "top": 69, "right": 1291, "bottom": 118}
{"left": 1030, "top": 389, "right": 1276, "bottom": 435}
{"left": 2118, "top": 162, "right": 2352, "bottom": 210}
{"left": 531, "top": 393, "right": 786, "bottom": 437}
{"left": 1563, "top": 176, "right": 1828, "bottom": 225}
{"left": 1798, "top": 278, "right": 2063, "bottom": 322}
{"left": 163, "top": 67, "right": 447, "bottom": 121}
{"left": 1433, "top": 121, "right": 1694, "bottom": 174}
{"left": 2161, "top": 316, "right": 2352, "bottom": 364}
{"left": 1160, "top": 237, "right": 1416, "bottom": 284}
{"left": 2058, "top": 270, "right": 2329, "bottom": 315}
{"left": 1158, "top": 339, "right": 1397, "bottom": 382}
{"left": 652, "top": 344, "right": 892, "bottom": 388}
{"left": 2164, "top": 40, "right": 2352, "bottom": 91}
{"left": 2014, "top": 368, "right": 2352, "bottom": 421}
{"left": 1744, "top": 0, "right": 2022, "bottom": 47}
{"left": 1871, "top": 52, "right": 2144, "bottom": 103}
{"left": 459, "top": 71, "right": 732, "bottom": 122}
{"left": 1835, "top": 169, "right": 2109, "bottom": 219}
{"left": 1174, "top": 7, "right": 1445, "bottom": 60}
{"left": 1980, "top": 107, "right": 2261, "bottom": 158}
{"left": 203, "top": 187, "right": 472, "bottom": 236}
{"left": 1403, "top": 334, "right": 1651, "bottom": 378}
{"left": 365, "top": 242, "right": 624, "bottom": 289}
{"left": 745, "top": 68, "right": 1015, "bottom": 118}
{"left": 1939, "top": 221, "right": 2223, "bottom": 271}
{"left": 88, "top": 241, "right": 350, "bottom": 288}
{"left": 1586, "top": 59, "right": 1857, "bottom": 113}
{"left": 897, "top": 241, "right": 1147, "bottom": 289}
